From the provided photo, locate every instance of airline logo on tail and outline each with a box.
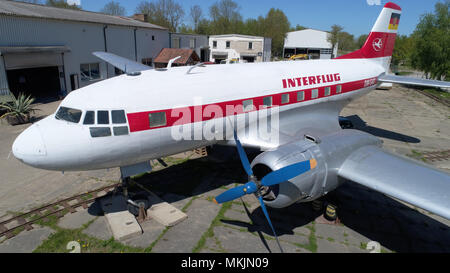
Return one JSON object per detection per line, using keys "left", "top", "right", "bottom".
{"left": 389, "top": 13, "right": 401, "bottom": 30}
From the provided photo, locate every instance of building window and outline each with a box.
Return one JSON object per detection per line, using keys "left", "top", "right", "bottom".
{"left": 83, "top": 111, "right": 95, "bottom": 125}
{"left": 226, "top": 41, "right": 231, "bottom": 48}
{"left": 213, "top": 41, "right": 217, "bottom": 48}
{"left": 152, "top": 35, "right": 155, "bottom": 41}
{"left": 324, "top": 87, "right": 331, "bottom": 96}
{"left": 149, "top": 112, "right": 167, "bottom": 128}
{"left": 172, "top": 37, "right": 180, "bottom": 48}
{"left": 311, "top": 89, "right": 319, "bottom": 99}
{"left": 336, "top": 85, "right": 342, "bottom": 94}
{"left": 263, "top": 96, "right": 272, "bottom": 108}
{"left": 190, "top": 39, "right": 196, "bottom": 49}
{"left": 80, "top": 63, "right": 100, "bottom": 81}
{"left": 97, "top": 111, "right": 109, "bottom": 124}
{"left": 142, "top": 58, "right": 152, "bottom": 66}
{"left": 281, "top": 94, "right": 289, "bottom": 104}
{"left": 249, "top": 42, "right": 253, "bottom": 49}
{"left": 297, "top": 91, "right": 304, "bottom": 101}
{"left": 242, "top": 99, "right": 254, "bottom": 112}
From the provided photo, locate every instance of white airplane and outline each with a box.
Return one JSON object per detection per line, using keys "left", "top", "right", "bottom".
{"left": 11, "top": 2, "right": 450, "bottom": 247}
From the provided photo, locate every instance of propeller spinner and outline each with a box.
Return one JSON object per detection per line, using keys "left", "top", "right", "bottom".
{"left": 213, "top": 130, "right": 317, "bottom": 252}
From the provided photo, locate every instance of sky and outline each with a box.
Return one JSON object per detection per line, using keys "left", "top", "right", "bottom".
{"left": 75, "top": 0, "right": 443, "bottom": 37}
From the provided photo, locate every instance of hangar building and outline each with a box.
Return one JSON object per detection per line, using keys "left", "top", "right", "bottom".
{"left": 283, "top": 29, "right": 338, "bottom": 60}
{"left": 169, "top": 33, "right": 210, "bottom": 62}
{"left": 0, "top": 1, "right": 168, "bottom": 101}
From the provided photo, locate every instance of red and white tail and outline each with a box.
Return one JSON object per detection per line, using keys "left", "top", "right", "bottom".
{"left": 337, "top": 2, "right": 402, "bottom": 72}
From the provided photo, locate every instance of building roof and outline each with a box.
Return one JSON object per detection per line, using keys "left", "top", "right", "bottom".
{"left": 154, "top": 48, "right": 200, "bottom": 64}
{"left": 284, "top": 29, "right": 333, "bottom": 49}
{"left": 209, "top": 34, "right": 265, "bottom": 40}
{"left": 0, "top": 0, "right": 167, "bottom": 30}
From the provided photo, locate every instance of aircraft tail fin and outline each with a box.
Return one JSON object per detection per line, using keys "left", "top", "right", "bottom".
{"left": 336, "top": 2, "right": 402, "bottom": 72}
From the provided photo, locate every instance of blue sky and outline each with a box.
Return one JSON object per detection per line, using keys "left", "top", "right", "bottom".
{"left": 78, "top": 0, "right": 443, "bottom": 37}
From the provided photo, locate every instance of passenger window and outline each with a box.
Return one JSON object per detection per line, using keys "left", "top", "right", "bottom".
{"left": 336, "top": 85, "right": 342, "bottom": 93}
{"left": 281, "top": 94, "right": 289, "bottom": 104}
{"left": 112, "top": 110, "right": 126, "bottom": 124}
{"left": 242, "top": 99, "right": 254, "bottom": 112}
{"left": 262, "top": 96, "right": 272, "bottom": 108}
{"left": 297, "top": 91, "right": 304, "bottom": 101}
{"left": 149, "top": 112, "right": 167, "bottom": 128}
{"left": 90, "top": 127, "right": 111, "bottom": 138}
{"left": 311, "top": 89, "right": 319, "bottom": 99}
{"left": 113, "top": 126, "right": 129, "bottom": 136}
{"left": 97, "top": 111, "right": 109, "bottom": 124}
{"left": 83, "top": 111, "right": 95, "bottom": 125}
{"left": 325, "top": 87, "right": 331, "bottom": 96}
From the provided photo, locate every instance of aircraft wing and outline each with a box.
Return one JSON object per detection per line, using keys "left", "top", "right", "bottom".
{"left": 93, "top": 52, "right": 152, "bottom": 73}
{"left": 338, "top": 145, "right": 450, "bottom": 219}
{"left": 378, "top": 74, "right": 450, "bottom": 89}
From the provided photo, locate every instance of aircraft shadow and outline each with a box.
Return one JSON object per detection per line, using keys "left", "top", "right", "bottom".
{"left": 87, "top": 146, "right": 449, "bottom": 253}
{"left": 343, "top": 114, "right": 420, "bottom": 143}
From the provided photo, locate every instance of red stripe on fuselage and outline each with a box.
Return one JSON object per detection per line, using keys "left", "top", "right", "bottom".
{"left": 126, "top": 77, "right": 377, "bottom": 133}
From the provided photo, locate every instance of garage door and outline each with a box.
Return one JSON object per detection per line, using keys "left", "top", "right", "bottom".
{"left": 7, "top": 66, "right": 60, "bottom": 99}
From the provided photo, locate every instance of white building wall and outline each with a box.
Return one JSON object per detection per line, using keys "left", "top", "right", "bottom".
{"left": 0, "top": 15, "right": 168, "bottom": 96}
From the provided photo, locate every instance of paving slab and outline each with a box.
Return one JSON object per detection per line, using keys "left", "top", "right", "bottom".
{"left": 162, "top": 193, "right": 190, "bottom": 211}
{"left": 82, "top": 217, "right": 113, "bottom": 241}
{"left": 57, "top": 209, "right": 97, "bottom": 229}
{"left": 147, "top": 192, "right": 187, "bottom": 227}
{"left": 213, "top": 225, "right": 309, "bottom": 253}
{"left": 316, "top": 238, "right": 355, "bottom": 253}
{"left": 121, "top": 219, "right": 165, "bottom": 248}
{"left": 0, "top": 226, "right": 54, "bottom": 253}
{"left": 100, "top": 195, "right": 142, "bottom": 241}
{"left": 315, "top": 223, "right": 349, "bottom": 244}
{"left": 151, "top": 199, "right": 220, "bottom": 253}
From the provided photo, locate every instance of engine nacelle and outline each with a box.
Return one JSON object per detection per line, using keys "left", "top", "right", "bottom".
{"left": 251, "top": 129, "right": 382, "bottom": 208}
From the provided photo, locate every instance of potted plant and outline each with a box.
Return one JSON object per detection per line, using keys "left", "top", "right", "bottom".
{"left": 0, "top": 93, "right": 37, "bottom": 125}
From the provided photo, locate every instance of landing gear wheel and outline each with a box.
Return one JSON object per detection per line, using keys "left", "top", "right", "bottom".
{"left": 324, "top": 203, "right": 338, "bottom": 221}
{"left": 127, "top": 194, "right": 150, "bottom": 216}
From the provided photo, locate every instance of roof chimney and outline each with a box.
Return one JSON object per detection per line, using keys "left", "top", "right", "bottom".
{"left": 132, "top": 14, "right": 148, "bottom": 22}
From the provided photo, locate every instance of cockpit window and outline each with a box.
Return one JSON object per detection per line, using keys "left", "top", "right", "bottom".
{"left": 112, "top": 110, "right": 127, "bottom": 124}
{"left": 97, "top": 111, "right": 109, "bottom": 124}
{"left": 83, "top": 111, "right": 95, "bottom": 125}
{"left": 55, "top": 107, "right": 82, "bottom": 123}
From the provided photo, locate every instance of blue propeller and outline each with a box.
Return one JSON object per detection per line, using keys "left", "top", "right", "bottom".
{"left": 214, "top": 131, "right": 317, "bottom": 253}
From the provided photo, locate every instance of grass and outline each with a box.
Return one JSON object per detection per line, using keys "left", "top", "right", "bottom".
{"left": 191, "top": 201, "right": 232, "bottom": 253}
{"left": 407, "top": 149, "right": 427, "bottom": 163}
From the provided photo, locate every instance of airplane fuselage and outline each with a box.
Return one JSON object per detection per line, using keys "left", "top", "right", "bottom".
{"left": 12, "top": 58, "right": 385, "bottom": 171}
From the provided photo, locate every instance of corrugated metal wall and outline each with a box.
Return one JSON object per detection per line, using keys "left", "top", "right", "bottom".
{"left": 0, "top": 55, "right": 9, "bottom": 96}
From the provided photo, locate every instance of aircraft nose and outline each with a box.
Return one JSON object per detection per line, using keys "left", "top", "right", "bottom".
{"left": 12, "top": 124, "right": 47, "bottom": 162}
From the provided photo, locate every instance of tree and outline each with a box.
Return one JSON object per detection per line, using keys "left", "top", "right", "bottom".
{"left": 135, "top": 0, "right": 185, "bottom": 32}
{"left": 190, "top": 5, "right": 203, "bottom": 32}
{"left": 355, "top": 34, "right": 368, "bottom": 49}
{"left": 337, "top": 31, "right": 356, "bottom": 52}
{"left": 263, "top": 8, "right": 290, "bottom": 57}
{"left": 327, "top": 25, "right": 343, "bottom": 58}
{"left": 392, "top": 35, "right": 414, "bottom": 67}
{"left": 290, "top": 24, "right": 306, "bottom": 32}
{"left": 45, "top": 0, "right": 81, "bottom": 10}
{"left": 101, "top": 1, "right": 126, "bottom": 16}
{"left": 410, "top": 1, "right": 449, "bottom": 80}
{"left": 209, "top": 0, "right": 243, "bottom": 34}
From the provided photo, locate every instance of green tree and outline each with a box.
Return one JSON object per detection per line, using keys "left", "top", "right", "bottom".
{"left": 327, "top": 25, "right": 343, "bottom": 58}
{"left": 263, "top": 8, "right": 290, "bottom": 57}
{"left": 290, "top": 24, "right": 306, "bottom": 31}
{"left": 410, "top": 1, "right": 449, "bottom": 80}
{"left": 337, "top": 31, "right": 356, "bottom": 52}
{"left": 101, "top": 1, "right": 126, "bottom": 16}
{"left": 392, "top": 35, "right": 414, "bottom": 67}
{"left": 355, "top": 34, "right": 368, "bottom": 49}
{"left": 45, "top": 0, "right": 81, "bottom": 10}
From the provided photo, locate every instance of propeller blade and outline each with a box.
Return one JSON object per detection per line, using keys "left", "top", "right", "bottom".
{"left": 261, "top": 159, "right": 317, "bottom": 187}
{"left": 214, "top": 181, "right": 258, "bottom": 204}
{"left": 258, "top": 195, "right": 283, "bottom": 253}
{"left": 234, "top": 130, "right": 253, "bottom": 176}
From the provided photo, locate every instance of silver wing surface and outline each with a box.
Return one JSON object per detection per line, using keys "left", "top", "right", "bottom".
{"left": 338, "top": 145, "right": 450, "bottom": 219}
{"left": 93, "top": 52, "right": 152, "bottom": 73}
{"left": 378, "top": 74, "right": 450, "bottom": 89}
